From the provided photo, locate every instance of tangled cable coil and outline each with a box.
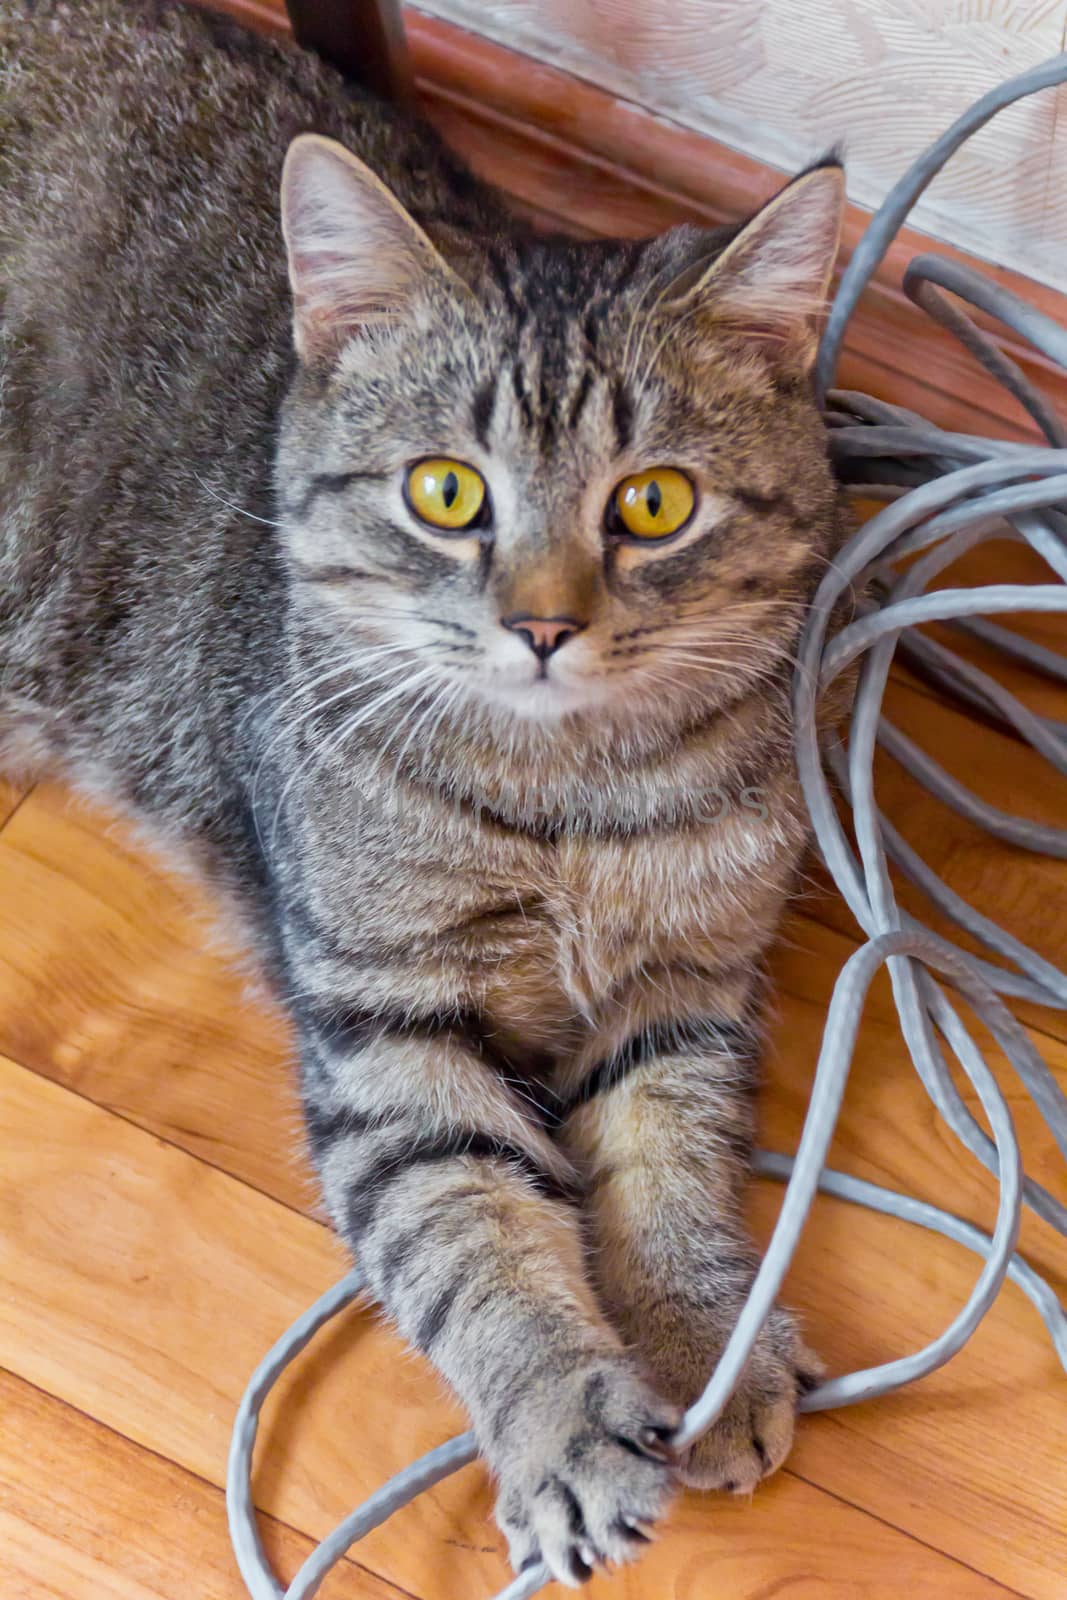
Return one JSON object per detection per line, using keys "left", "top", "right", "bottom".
{"left": 228, "top": 55, "right": 1067, "bottom": 1600}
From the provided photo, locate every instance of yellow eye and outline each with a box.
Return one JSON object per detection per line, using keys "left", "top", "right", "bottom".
{"left": 406, "top": 458, "right": 487, "bottom": 531}
{"left": 613, "top": 467, "right": 695, "bottom": 539}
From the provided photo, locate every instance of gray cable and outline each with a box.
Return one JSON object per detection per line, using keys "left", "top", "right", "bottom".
{"left": 815, "top": 50, "right": 1067, "bottom": 402}
{"left": 226, "top": 1264, "right": 479, "bottom": 1600}
{"left": 754, "top": 1152, "right": 1067, "bottom": 1373}
{"left": 227, "top": 1270, "right": 367, "bottom": 1600}
{"left": 282, "top": 1433, "right": 480, "bottom": 1600}
{"left": 228, "top": 54, "right": 1067, "bottom": 1600}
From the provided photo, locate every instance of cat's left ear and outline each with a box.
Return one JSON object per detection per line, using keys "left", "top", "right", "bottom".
{"left": 662, "top": 160, "right": 845, "bottom": 368}
{"left": 281, "top": 134, "right": 466, "bottom": 365}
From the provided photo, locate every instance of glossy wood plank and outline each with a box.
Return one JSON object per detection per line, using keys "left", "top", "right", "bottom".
{"left": 0, "top": 1056, "right": 1031, "bottom": 1600}
{"left": 0, "top": 1053, "right": 493, "bottom": 1600}
{"left": 762, "top": 914, "right": 1067, "bottom": 1598}
{"left": 0, "top": 784, "right": 304, "bottom": 1209}
{"left": 0, "top": 1370, "right": 410, "bottom": 1600}
{"left": 188, "top": 0, "right": 289, "bottom": 36}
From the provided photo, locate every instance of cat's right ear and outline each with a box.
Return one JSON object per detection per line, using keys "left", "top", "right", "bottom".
{"left": 281, "top": 134, "right": 457, "bottom": 366}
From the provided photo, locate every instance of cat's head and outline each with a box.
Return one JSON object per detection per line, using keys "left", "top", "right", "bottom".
{"left": 275, "top": 135, "right": 845, "bottom": 742}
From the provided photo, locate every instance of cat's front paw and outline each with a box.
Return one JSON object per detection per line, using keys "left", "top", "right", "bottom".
{"left": 675, "top": 1307, "right": 823, "bottom": 1493}
{"left": 490, "top": 1356, "right": 681, "bottom": 1587}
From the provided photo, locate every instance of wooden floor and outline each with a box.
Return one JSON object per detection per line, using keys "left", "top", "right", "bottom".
{"left": 3, "top": 61, "right": 1067, "bottom": 1600}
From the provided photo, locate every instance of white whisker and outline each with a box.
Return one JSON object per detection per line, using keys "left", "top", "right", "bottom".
{"left": 248, "top": 642, "right": 424, "bottom": 835}
{"left": 195, "top": 473, "right": 284, "bottom": 529}
{"left": 266, "top": 663, "right": 439, "bottom": 853}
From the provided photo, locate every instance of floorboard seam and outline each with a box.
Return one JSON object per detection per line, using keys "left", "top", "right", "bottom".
{"left": 5, "top": 1355, "right": 1031, "bottom": 1599}
{"left": 1, "top": 1050, "right": 323, "bottom": 1229}
{"left": 0, "top": 1364, "right": 427, "bottom": 1600}
{"left": 0, "top": 782, "right": 35, "bottom": 835}
{"left": 787, "top": 1462, "right": 1034, "bottom": 1597}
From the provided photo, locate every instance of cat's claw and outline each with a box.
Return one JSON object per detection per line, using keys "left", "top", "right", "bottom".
{"left": 493, "top": 1357, "right": 680, "bottom": 1588}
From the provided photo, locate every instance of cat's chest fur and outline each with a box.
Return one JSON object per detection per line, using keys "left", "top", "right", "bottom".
{"left": 295, "top": 768, "right": 804, "bottom": 1061}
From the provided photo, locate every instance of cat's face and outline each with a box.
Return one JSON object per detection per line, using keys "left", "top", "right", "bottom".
{"left": 277, "top": 138, "right": 845, "bottom": 740}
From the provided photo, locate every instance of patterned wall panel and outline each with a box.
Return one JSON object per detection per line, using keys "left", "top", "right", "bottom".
{"left": 413, "top": 0, "right": 1067, "bottom": 290}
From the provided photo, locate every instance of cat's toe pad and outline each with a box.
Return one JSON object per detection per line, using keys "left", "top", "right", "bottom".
{"left": 677, "top": 1319, "right": 823, "bottom": 1494}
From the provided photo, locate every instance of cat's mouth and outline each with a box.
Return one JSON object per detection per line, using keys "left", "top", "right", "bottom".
{"left": 479, "top": 667, "right": 608, "bottom": 724}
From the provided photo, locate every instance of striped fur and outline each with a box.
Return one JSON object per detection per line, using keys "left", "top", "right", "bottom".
{"left": 0, "top": 2, "right": 849, "bottom": 1585}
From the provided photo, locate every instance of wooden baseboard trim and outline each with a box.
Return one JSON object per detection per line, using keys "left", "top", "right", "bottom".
{"left": 199, "top": 0, "right": 1067, "bottom": 441}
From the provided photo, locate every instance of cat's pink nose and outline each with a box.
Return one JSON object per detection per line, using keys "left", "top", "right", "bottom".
{"left": 501, "top": 613, "right": 586, "bottom": 661}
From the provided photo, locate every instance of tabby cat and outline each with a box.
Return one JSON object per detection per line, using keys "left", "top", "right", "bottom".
{"left": 0, "top": 0, "right": 849, "bottom": 1583}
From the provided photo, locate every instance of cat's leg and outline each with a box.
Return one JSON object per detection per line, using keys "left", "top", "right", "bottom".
{"left": 297, "top": 1002, "right": 681, "bottom": 1584}
{"left": 556, "top": 1003, "right": 822, "bottom": 1493}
